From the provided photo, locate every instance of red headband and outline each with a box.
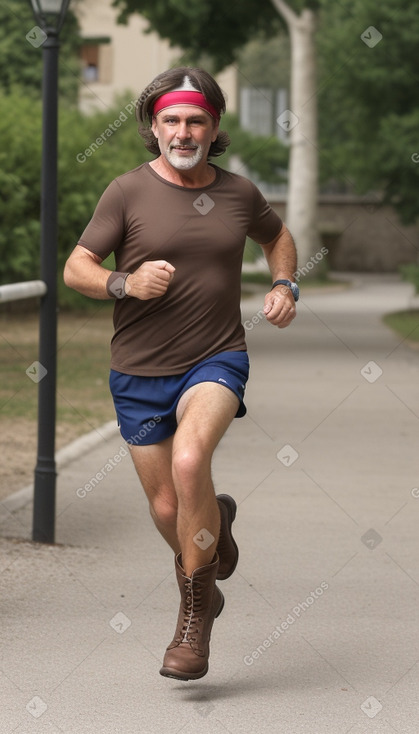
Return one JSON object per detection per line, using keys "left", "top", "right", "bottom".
{"left": 153, "top": 90, "right": 220, "bottom": 121}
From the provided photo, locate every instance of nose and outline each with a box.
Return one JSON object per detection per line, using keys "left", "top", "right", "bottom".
{"left": 176, "top": 121, "right": 192, "bottom": 140}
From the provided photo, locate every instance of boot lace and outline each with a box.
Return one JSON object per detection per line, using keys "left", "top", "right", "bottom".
{"left": 177, "top": 578, "right": 204, "bottom": 651}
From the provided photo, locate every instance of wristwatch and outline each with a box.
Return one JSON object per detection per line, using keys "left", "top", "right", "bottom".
{"left": 271, "top": 279, "right": 300, "bottom": 302}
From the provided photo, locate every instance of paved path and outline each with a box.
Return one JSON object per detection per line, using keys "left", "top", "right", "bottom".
{"left": 1, "top": 274, "right": 419, "bottom": 734}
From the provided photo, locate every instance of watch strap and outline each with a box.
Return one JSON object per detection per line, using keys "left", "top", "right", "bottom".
{"left": 271, "top": 279, "right": 293, "bottom": 291}
{"left": 270, "top": 279, "right": 299, "bottom": 301}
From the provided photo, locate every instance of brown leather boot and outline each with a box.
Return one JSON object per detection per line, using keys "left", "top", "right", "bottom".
{"left": 160, "top": 553, "right": 224, "bottom": 680}
{"left": 216, "top": 494, "right": 239, "bottom": 580}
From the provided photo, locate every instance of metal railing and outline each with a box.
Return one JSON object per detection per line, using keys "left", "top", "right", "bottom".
{"left": 0, "top": 280, "right": 47, "bottom": 303}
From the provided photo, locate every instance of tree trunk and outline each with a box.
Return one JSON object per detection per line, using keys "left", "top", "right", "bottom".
{"left": 271, "top": 1, "right": 320, "bottom": 269}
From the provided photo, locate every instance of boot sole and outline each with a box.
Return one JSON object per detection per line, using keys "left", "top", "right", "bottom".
{"left": 216, "top": 494, "right": 239, "bottom": 581}
{"left": 159, "top": 665, "right": 209, "bottom": 681}
{"left": 159, "top": 591, "right": 225, "bottom": 681}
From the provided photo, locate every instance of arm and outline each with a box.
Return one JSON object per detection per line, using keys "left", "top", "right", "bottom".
{"left": 63, "top": 245, "right": 112, "bottom": 299}
{"left": 63, "top": 245, "right": 175, "bottom": 300}
{"left": 259, "top": 223, "right": 298, "bottom": 329}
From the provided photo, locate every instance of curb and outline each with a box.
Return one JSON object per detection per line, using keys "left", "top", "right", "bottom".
{"left": 1, "top": 421, "right": 119, "bottom": 514}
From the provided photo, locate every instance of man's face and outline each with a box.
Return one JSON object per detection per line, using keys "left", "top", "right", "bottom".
{"left": 151, "top": 105, "right": 219, "bottom": 171}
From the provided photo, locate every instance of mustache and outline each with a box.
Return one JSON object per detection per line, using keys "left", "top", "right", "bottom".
{"left": 170, "top": 143, "right": 199, "bottom": 149}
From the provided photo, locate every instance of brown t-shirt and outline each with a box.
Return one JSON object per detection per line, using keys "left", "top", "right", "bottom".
{"left": 78, "top": 162, "right": 282, "bottom": 376}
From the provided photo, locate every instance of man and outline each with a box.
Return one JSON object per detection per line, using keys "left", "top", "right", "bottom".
{"left": 64, "top": 67, "right": 298, "bottom": 681}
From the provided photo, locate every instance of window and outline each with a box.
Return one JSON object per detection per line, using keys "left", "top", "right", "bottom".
{"left": 240, "top": 86, "right": 290, "bottom": 143}
{"left": 80, "top": 37, "right": 111, "bottom": 84}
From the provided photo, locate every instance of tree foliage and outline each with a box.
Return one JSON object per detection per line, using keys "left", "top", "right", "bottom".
{"left": 236, "top": 31, "right": 290, "bottom": 91}
{"left": 317, "top": 0, "right": 419, "bottom": 223}
{"left": 113, "top": 0, "right": 285, "bottom": 72}
{"left": 0, "top": 0, "right": 80, "bottom": 102}
{"left": 0, "top": 91, "right": 152, "bottom": 305}
{"left": 220, "top": 114, "right": 288, "bottom": 184}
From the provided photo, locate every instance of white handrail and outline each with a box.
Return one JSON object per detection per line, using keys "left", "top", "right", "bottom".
{"left": 0, "top": 280, "right": 47, "bottom": 303}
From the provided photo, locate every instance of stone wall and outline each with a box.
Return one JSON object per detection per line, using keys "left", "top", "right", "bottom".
{"left": 268, "top": 195, "right": 419, "bottom": 272}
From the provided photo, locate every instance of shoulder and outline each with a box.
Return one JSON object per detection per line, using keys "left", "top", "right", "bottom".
{"left": 112, "top": 162, "right": 150, "bottom": 190}
{"left": 211, "top": 165, "right": 264, "bottom": 198}
{"left": 212, "top": 164, "right": 254, "bottom": 188}
{"left": 103, "top": 163, "right": 152, "bottom": 207}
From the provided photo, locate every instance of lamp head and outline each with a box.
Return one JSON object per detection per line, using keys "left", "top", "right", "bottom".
{"left": 28, "top": 0, "right": 70, "bottom": 35}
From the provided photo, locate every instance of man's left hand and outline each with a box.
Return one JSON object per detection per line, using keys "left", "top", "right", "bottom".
{"left": 263, "top": 284, "right": 297, "bottom": 328}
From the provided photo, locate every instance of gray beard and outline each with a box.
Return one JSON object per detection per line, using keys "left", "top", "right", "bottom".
{"left": 164, "top": 144, "right": 204, "bottom": 170}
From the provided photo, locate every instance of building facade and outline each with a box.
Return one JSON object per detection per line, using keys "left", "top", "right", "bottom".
{"left": 76, "top": 0, "right": 237, "bottom": 114}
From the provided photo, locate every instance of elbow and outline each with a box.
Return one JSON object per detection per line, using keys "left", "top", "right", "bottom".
{"left": 63, "top": 259, "right": 78, "bottom": 290}
{"left": 63, "top": 261, "right": 72, "bottom": 288}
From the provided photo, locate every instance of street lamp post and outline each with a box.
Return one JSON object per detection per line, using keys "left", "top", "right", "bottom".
{"left": 29, "top": 0, "right": 70, "bottom": 543}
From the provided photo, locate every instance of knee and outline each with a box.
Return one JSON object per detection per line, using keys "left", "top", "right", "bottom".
{"left": 172, "top": 447, "right": 208, "bottom": 487}
{"left": 149, "top": 493, "right": 177, "bottom": 528}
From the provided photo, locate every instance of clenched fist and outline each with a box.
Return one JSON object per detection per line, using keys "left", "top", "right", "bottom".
{"left": 263, "top": 284, "right": 296, "bottom": 328}
{"left": 126, "top": 260, "right": 175, "bottom": 300}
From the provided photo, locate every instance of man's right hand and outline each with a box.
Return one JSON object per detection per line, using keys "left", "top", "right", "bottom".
{"left": 126, "top": 260, "right": 175, "bottom": 300}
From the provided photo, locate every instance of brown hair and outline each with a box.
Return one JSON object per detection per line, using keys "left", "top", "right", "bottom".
{"left": 135, "top": 67, "right": 230, "bottom": 158}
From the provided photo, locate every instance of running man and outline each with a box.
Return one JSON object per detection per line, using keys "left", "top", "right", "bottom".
{"left": 64, "top": 66, "right": 298, "bottom": 681}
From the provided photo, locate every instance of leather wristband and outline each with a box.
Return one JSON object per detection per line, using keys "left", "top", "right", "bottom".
{"left": 106, "top": 271, "right": 130, "bottom": 299}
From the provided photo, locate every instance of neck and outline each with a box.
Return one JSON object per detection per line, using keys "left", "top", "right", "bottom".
{"left": 149, "top": 156, "right": 216, "bottom": 188}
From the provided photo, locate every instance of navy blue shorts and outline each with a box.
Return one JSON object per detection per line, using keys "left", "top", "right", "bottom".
{"left": 109, "top": 350, "right": 249, "bottom": 446}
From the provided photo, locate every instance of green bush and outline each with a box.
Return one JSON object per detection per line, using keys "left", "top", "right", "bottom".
{"left": 219, "top": 113, "right": 288, "bottom": 184}
{"left": 0, "top": 91, "right": 151, "bottom": 308}
{"left": 399, "top": 264, "right": 419, "bottom": 294}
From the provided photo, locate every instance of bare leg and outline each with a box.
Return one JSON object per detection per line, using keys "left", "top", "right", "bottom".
{"left": 130, "top": 436, "right": 180, "bottom": 554}
{"left": 128, "top": 382, "right": 239, "bottom": 576}
{"left": 172, "top": 382, "right": 239, "bottom": 576}
{"left": 129, "top": 382, "right": 238, "bottom": 681}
